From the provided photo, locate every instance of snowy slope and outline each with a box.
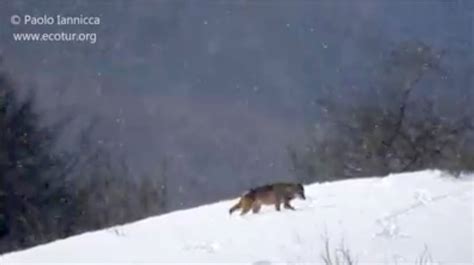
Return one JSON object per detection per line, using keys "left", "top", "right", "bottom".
{"left": 1, "top": 170, "right": 473, "bottom": 264}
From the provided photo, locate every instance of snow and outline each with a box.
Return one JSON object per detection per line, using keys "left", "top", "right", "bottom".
{"left": 1, "top": 170, "right": 473, "bottom": 264}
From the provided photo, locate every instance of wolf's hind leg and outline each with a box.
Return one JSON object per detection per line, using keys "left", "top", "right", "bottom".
{"left": 252, "top": 202, "right": 261, "bottom": 214}
{"left": 240, "top": 206, "right": 251, "bottom": 215}
{"left": 240, "top": 200, "right": 252, "bottom": 215}
{"left": 275, "top": 197, "right": 282, "bottom": 211}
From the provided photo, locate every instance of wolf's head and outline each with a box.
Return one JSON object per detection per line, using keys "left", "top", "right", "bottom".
{"left": 296, "top": 183, "right": 306, "bottom": 200}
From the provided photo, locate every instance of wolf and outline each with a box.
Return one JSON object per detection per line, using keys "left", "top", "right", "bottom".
{"left": 229, "top": 182, "right": 306, "bottom": 215}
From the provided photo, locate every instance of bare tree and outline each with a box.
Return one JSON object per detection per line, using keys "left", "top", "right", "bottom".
{"left": 290, "top": 41, "right": 473, "bottom": 183}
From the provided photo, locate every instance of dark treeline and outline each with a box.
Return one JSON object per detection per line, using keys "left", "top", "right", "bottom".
{"left": 0, "top": 65, "right": 168, "bottom": 254}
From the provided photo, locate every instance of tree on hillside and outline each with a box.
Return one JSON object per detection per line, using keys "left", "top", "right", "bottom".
{"left": 63, "top": 114, "right": 169, "bottom": 231}
{"left": 0, "top": 64, "right": 171, "bottom": 254}
{"left": 289, "top": 41, "right": 474, "bottom": 183}
{"left": 0, "top": 65, "right": 77, "bottom": 253}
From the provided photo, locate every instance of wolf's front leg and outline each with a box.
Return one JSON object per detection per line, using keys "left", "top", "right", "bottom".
{"left": 283, "top": 199, "right": 295, "bottom": 210}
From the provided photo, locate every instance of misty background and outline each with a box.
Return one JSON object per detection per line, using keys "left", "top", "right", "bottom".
{"left": 0, "top": 0, "right": 472, "bottom": 254}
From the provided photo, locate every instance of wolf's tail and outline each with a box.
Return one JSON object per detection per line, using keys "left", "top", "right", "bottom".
{"left": 229, "top": 200, "right": 241, "bottom": 215}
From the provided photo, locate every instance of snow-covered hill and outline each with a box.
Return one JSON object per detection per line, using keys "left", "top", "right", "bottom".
{"left": 1, "top": 170, "right": 473, "bottom": 264}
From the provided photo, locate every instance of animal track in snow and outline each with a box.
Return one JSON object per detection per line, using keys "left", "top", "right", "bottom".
{"left": 374, "top": 217, "right": 410, "bottom": 239}
{"left": 183, "top": 241, "right": 221, "bottom": 253}
{"left": 414, "top": 189, "right": 433, "bottom": 205}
